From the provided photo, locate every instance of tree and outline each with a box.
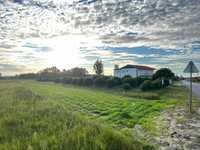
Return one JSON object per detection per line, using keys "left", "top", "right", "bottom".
{"left": 39, "top": 66, "right": 60, "bottom": 74}
{"left": 69, "top": 67, "right": 88, "bottom": 77}
{"left": 38, "top": 66, "right": 61, "bottom": 81}
{"left": 93, "top": 59, "right": 103, "bottom": 75}
{"left": 18, "top": 73, "right": 38, "bottom": 79}
{"left": 153, "top": 68, "right": 175, "bottom": 80}
{"left": 62, "top": 68, "right": 88, "bottom": 77}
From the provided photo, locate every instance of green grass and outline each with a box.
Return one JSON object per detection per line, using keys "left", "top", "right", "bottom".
{"left": 0, "top": 80, "right": 188, "bottom": 149}
{"left": 25, "top": 81, "right": 180, "bottom": 127}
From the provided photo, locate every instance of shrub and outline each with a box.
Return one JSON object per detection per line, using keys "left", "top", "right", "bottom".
{"left": 140, "top": 79, "right": 162, "bottom": 91}
{"left": 106, "top": 77, "right": 122, "bottom": 88}
{"left": 82, "top": 78, "right": 93, "bottom": 86}
{"left": 54, "top": 78, "right": 61, "bottom": 83}
{"left": 151, "top": 79, "right": 162, "bottom": 90}
{"left": 140, "top": 80, "right": 152, "bottom": 91}
{"left": 122, "top": 77, "right": 137, "bottom": 88}
{"left": 136, "top": 77, "right": 150, "bottom": 86}
{"left": 122, "top": 83, "right": 132, "bottom": 91}
{"left": 63, "top": 77, "right": 72, "bottom": 84}
{"left": 37, "top": 76, "right": 49, "bottom": 82}
{"left": 122, "top": 75, "right": 132, "bottom": 79}
{"left": 72, "top": 78, "right": 78, "bottom": 85}
{"left": 76, "top": 78, "right": 83, "bottom": 85}
{"left": 93, "top": 76, "right": 108, "bottom": 87}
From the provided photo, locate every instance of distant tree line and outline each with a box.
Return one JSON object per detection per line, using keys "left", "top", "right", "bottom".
{"left": 13, "top": 60, "right": 175, "bottom": 91}
{"left": 15, "top": 66, "right": 88, "bottom": 80}
{"left": 38, "top": 69, "right": 174, "bottom": 91}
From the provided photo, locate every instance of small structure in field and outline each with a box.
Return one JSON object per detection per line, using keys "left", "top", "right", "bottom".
{"left": 114, "top": 64, "right": 155, "bottom": 78}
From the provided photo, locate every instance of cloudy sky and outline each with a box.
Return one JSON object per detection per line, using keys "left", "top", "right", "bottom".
{"left": 0, "top": 0, "right": 200, "bottom": 76}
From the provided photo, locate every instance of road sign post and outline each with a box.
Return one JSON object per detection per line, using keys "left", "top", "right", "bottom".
{"left": 183, "top": 61, "right": 199, "bottom": 113}
{"left": 189, "top": 70, "right": 192, "bottom": 113}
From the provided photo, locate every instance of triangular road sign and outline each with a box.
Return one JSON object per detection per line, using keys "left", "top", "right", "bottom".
{"left": 184, "top": 61, "right": 199, "bottom": 73}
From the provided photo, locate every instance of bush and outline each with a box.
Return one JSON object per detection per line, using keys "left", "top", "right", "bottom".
{"left": 71, "top": 78, "right": 82, "bottom": 85}
{"left": 122, "top": 83, "right": 132, "bottom": 91}
{"left": 136, "top": 77, "right": 150, "bottom": 86}
{"left": 151, "top": 79, "right": 162, "bottom": 90}
{"left": 82, "top": 78, "right": 93, "bottom": 86}
{"left": 106, "top": 77, "right": 122, "bottom": 88}
{"left": 140, "top": 79, "right": 162, "bottom": 91}
{"left": 62, "top": 77, "right": 72, "bottom": 84}
{"left": 122, "top": 77, "right": 137, "bottom": 88}
{"left": 93, "top": 76, "right": 109, "bottom": 87}
{"left": 75, "top": 78, "right": 83, "bottom": 86}
{"left": 54, "top": 78, "right": 63, "bottom": 83}
{"left": 140, "top": 80, "right": 152, "bottom": 91}
{"left": 122, "top": 75, "right": 132, "bottom": 79}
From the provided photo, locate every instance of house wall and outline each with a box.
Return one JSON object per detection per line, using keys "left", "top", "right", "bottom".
{"left": 137, "top": 69, "right": 154, "bottom": 77}
{"left": 114, "top": 68, "right": 137, "bottom": 78}
{"left": 114, "top": 68, "right": 154, "bottom": 78}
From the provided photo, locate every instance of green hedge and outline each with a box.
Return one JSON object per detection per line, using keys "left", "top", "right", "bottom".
{"left": 140, "top": 79, "right": 163, "bottom": 91}
{"left": 36, "top": 73, "right": 172, "bottom": 91}
{"left": 37, "top": 75, "right": 150, "bottom": 90}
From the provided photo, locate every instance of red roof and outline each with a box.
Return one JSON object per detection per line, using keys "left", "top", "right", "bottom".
{"left": 117, "top": 65, "right": 155, "bottom": 70}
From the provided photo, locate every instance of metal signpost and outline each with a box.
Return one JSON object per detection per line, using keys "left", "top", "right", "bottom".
{"left": 183, "top": 61, "right": 199, "bottom": 113}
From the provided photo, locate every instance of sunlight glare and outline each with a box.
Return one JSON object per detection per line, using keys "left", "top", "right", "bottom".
{"left": 46, "top": 35, "right": 83, "bottom": 70}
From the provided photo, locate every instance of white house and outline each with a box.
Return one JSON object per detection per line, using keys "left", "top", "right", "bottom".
{"left": 114, "top": 64, "right": 155, "bottom": 78}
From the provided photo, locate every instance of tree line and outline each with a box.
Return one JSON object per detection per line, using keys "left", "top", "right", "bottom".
{"left": 3, "top": 59, "right": 176, "bottom": 91}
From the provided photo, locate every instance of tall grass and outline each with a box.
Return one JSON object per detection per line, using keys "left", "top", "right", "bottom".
{"left": 0, "top": 81, "right": 153, "bottom": 150}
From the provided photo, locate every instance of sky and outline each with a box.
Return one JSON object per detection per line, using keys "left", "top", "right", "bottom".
{"left": 0, "top": 0, "right": 200, "bottom": 76}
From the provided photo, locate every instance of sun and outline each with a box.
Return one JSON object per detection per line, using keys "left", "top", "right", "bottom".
{"left": 46, "top": 35, "right": 83, "bottom": 70}
{"left": 21, "top": 34, "right": 99, "bottom": 72}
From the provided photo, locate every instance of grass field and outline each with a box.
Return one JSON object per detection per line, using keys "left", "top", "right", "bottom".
{"left": 0, "top": 80, "right": 188, "bottom": 150}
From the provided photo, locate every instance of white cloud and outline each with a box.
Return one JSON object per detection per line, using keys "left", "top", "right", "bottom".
{"left": 1, "top": 0, "right": 200, "bottom": 50}
{"left": 0, "top": 0, "right": 200, "bottom": 75}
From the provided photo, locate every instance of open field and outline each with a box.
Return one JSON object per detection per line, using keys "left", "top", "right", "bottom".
{"left": 0, "top": 80, "right": 188, "bottom": 149}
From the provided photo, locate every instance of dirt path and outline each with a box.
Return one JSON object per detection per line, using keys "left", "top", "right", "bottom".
{"left": 156, "top": 107, "right": 200, "bottom": 150}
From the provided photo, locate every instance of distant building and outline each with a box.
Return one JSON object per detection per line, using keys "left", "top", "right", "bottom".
{"left": 114, "top": 64, "right": 155, "bottom": 78}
